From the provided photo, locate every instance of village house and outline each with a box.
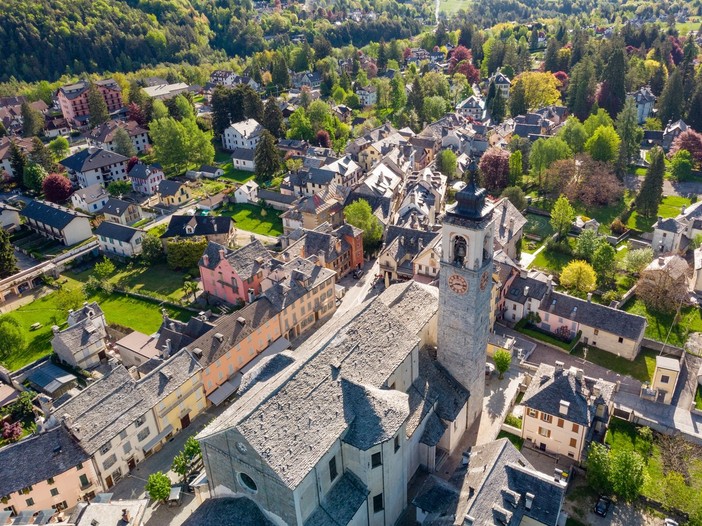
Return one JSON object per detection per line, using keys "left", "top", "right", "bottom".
{"left": 281, "top": 190, "right": 345, "bottom": 235}
{"left": 128, "top": 163, "right": 164, "bottom": 195}
{"left": 0, "top": 202, "right": 21, "bottom": 231}
{"left": 95, "top": 222, "right": 145, "bottom": 258}
{"left": 357, "top": 85, "right": 378, "bottom": 107}
{"left": 233, "top": 180, "right": 259, "bottom": 204}
{"left": 60, "top": 147, "right": 129, "bottom": 188}
{"left": 161, "top": 215, "right": 234, "bottom": 248}
{"left": 0, "top": 96, "right": 48, "bottom": 135}
{"left": 628, "top": 86, "right": 656, "bottom": 124}
{"left": 101, "top": 198, "right": 142, "bottom": 225}
{"left": 0, "top": 137, "right": 34, "bottom": 179}
{"left": 522, "top": 362, "right": 615, "bottom": 462}
{"left": 199, "top": 239, "right": 272, "bottom": 306}
{"left": 51, "top": 302, "right": 108, "bottom": 370}
{"left": 57, "top": 79, "right": 123, "bottom": 127}
{"left": 142, "top": 82, "right": 190, "bottom": 101}
{"left": 70, "top": 183, "right": 110, "bottom": 214}
{"left": 456, "top": 95, "right": 486, "bottom": 120}
{"left": 85, "top": 120, "right": 150, "bottom": 153}
{"left": 44, "top": 117, "right": 71, "bottom": 139}
{"left": 222, "top": 119, "right": 264, "bottom": 151}
{"left": 490, "top": 71, "right": 512, "bottom": 98}
{"left": 0, "top": 426, "right": 100, "bottom": 516}
{"left": 379, "top": 227, "right": 441, "bottom": 287}
{"left": 20, "top": 200, "right": 93, "bottom": 246}
{"left": 662, "top": 119, "right": 688, "bottom": 150}
{"left": 230, "top": 147, "right": 256, "bottom": 172}
{"left": 158, "top": 179, "right": 191, "bottom": 207}
{"left": 492, "top": 197, "right": 527, "bottom": 260}
{"left": 651, "top": 199, "right": 702, "bottom": 254}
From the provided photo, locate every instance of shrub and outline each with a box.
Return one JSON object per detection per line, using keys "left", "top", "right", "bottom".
{"left": 504, "top": 414, "right": 523, "bottom": 429}
{"left": 602, "top": 290, "right": 622, "bottom": 305}
{"left": 610, "top": 218, "right": 627, "bottom": 235}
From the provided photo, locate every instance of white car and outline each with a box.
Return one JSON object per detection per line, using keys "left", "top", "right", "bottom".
{"left": 485, "top": 363, "right": 495, "bottom": 375}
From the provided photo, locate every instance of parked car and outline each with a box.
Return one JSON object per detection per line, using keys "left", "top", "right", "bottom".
{"left": 594, "top": 496, "right": 612, "bottom": 517}
{"left": 664, "top": 519, "right": 679, "bottom": 526}
{"left": 353, "top": 268, "right": 364, "bottom": 279}
{"left": 186, "top": 472, "right": 202, "bottom": 492}
{"left": 167, "top": 485, "right": 183, "bottom": 507}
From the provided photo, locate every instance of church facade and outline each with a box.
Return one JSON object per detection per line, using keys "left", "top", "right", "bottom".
{"left": 196, "top": 182, "right": 494, "bottom": 526}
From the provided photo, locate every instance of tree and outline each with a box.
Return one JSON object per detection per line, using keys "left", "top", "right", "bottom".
{"left": 558, "top": 117, "right": 588, "bottom": 154}
{"left": 597, "top": 48, "right": 627, "bottom": 117}
{"left": 107, "top": 180, "right": 132, "bottom": 197}
{"left": 390, "top": 75, "right": 407, "bottom": 112}
{"left": 583, "top": 109, "right": 614, "bottom": 137}
{"left": 48, "top": 136, "right": 69, "bottom": 161}
{"left": 87, "top": 83, "right": 109, "bottom": 127}
{"left": 0, "top": 315, "right": 24, "bottom": 362}
{"left": 113, "top": 128, "right": 136, "bottom": 157}
{"left": 616, "top": 98, "right": 643, "bottom": 173}
{"left": 149, "top": 117, "right": 214, "bottom": 175}
{"left": 42, "top": 173, "right": 73, "bottom": 203}
{"left": 529, "top": 137, "right": 572, "bottom": 188}
{"left": 437, "top": 150, "right": 457, "bottom": 179}
{"left": 29, "top": 137, "right": 52, "bottom": 172}
{"left": 255, "top": 130, "right": 280, "bottom": 182}
{"left": 658, "top": 69, "right": 684, "bottom": 125}
{"left": 669, "top": 130, "right": 702, "bottom": 168}
{"left": 490, "top": 88, "right": 506, "bottom": 124}
{"left": 93, "top": 257, "right": 116, "bottom": 282}
{"left": 511, "top": 72, "right": 561, "bottom": 111}
{"left": 145, "top": 472, "right": 171, "bottom": 502}
{"left": 501, "top": 186, "right": 527, "bottom": 211}
{"left": 344, "top": 199, "right": 383, "bottom": 253}
{"left": 183, "top": 281, "right": 199, "bottom": 302}
{"left": 422, "top": 96, "right": 448, "bottom": 123}
{"left": 585, "top": 126, "right": 621, "bottom": 163}
{"left": 637, "top": 258, "right": 689, "bottom": 313}
{"left": 506, "top": 149, "right": 522, "bottom": 185}
{"left": 2, "top": 421, "right": 22, "bottom": 443}
{"left": 262, "top": 98, "right": 284, "bottom": 138}
{"left": 493, "top": 349, "right": 511, "bottom": 380}
{"left": 0, "top": 228, "right": 16, "bottom": 280}
{"left": 670, "top": 149, "right": 693, "bottom": 181}
{"left": 183, "top": 436, "right": 201, "bottom": 460}
{"left": 687, "top": 82, "right": 702, "bottom": 132}
{"left": 560, "top": 260, "right": 597, "bottom": 293}
{"left": 21, "top": 102, "right": 44, "bottom": 138}
{"left": 23, "top": 163, "right": 47, "bottom": 193}
{"left": 635, "top": 147, "right": 665, "bottom": 218}
{"left": 550, "top": 195, "right": 575, "bottom": 240}
{"left": 567, "top": 59, "right": 596, "bottom": 121}
{"left": 55, "top": 286, "right": 86, "bottom": 314}
{"left": 586, "top": 443, "right": 613, "bottom": 494}
{"left": 620, "top": 248, "right": 653, "bottom": 274}
{"left": 9, "top": 391, "right": 34, "bottom": 422}
{"left": 316, "top": 130, "right": 331, "bottom": 149}
{"left": 479, "top": 147, "right": 511, "bottom": 193}
{"left": 611, "top": 450, "right": 647, "bottom": 502}
{"left": 286, "top": 108, "right": 314, "bottom": 141}
{"left": 141, "top": 235, "right": 164, "bottom": 264}
{"left": 172, "top": 453, "right": 189, "bottom": 484}
{"left": 166, "top": 239, "right": 208, "bottom": 270}
{"left": 508, "top": 78, "right": 527, "bottom": 116}
{"left": 574, "top": 229, "right": 603, "bottom": 261}
{"left": 9, "top": 141, "right": 27, "bottom": 183}
{"left": 592, "top": 242, "right": 616, "bottom": 284}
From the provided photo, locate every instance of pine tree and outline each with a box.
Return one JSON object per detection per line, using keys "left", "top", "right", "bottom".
{"left": 377, "top": 40, "right": 388, "bottom": 71}
{"left": 243, "top": 88, "right": 263, "bottom": 121}
{"left": 408, "top": 77, "right": 424, "bottom": 115}
{"left": 29, "top": 137, "right": 53, "bottom": 171}
{"left": 615, "top": 98, "right": 643, "bottom": 176}
{"left": 87, "top": 83, "right": 109, "bottom": 127}
{"left": 491, "top": 88, "right": 505, "bottom": 124}
{"left": 687, "top": 82, "right": 702, "bottom": 132}
{"left": 391, "top": 75, "right": 406, "bottom": 112}
{"left": 113, "top": 128, "right": 136, "bottom": 157}
{"left": 597, "top": 48, "right": 627, "bottom": 117}
{"left": 543, "top": 39, "right": 560, "bottom": 73}
{"left": 680, "top": 38, "right": 699, "bottom": 105}
{"left": 262, "top": 97, "right": 284, "bottom": 138}
{"left": 0, "top": 229, "right": 17, "bottom": 279}
{"left": 658, "top": 69, "right": 684, "bottom": 125}
{"left": 8, "top": 141, "right": 27, "bottom": 182}
{"left": 21, "top": 102, "right": 44, "bottom": 138}
{"left": 254, "top": 130, "right": 280, "bottom": 182}
{"left": 567, "top": 59, "right": 595, "bottom": 121}
{"left": 635, "top": 147, "right": 665, "bottom": 218}
{"left": 650, "top": 65, "right": 666, "bottom": 96}
{"left": 210, "top": 86, "right": 232, "bottom": 137}
{"left": 272, "top": 57, "right": 290, "bottom": 89}
{"left": 508, "top": 79, "right": 527, "bottom": 117}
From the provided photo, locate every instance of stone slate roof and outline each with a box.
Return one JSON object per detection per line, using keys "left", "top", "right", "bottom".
{"left": 155, "top": 314, "right": 216, "bottom": 358}
{"left": 228, "top": 118, "right": 263, "bottom": 139}
{"left": 416, "top": 439, "right": 565, "bottom": 526}
{"left": 257, "top": 189, "right": 296, "bottom": 205}
{"left": 523, "top": 363, "right": 614, "bottom": 428}
{"left": 493, "top": 197, "right": 527, "bottom": 247}
{"left": 20, "top": 200, "right": 89, "bottom": 230}
{"left": 137, "top": 349, "right": 202, "bottom": 405}
{"left": 128, "top": 163, "right": 162, "bottom": 180}
{"left": 71, "top": 183, "right": 108, "bottom": 205}
{"left": 378, "top": 280, "right": 439, "bottom": 341}
{"left": 87, "top": 120, "right": 146, "bottom": 143}
{"left": 540, "top": 291, "right": 646, "bottom": 341}
{"left": 655, "top": 217, "right": 685, "bottom": 233}
{"left": 94, "top": 221, "right": 143, "bottom": 243}
{"left": 239, "top": 353, "right": 296, "bottom": 396}
{"left": 60, "top": 148, "right": 128, "bottom": 172}
{"left": 504, "top": 271, "right": 549, "bottom": 304}
{"left": 262, "top": 257, "right": 336, "bottom": 312}
{"left": 186, "top": 298, "right": 278, "bottom": 367}
{"left": 181, "top": 496, "right": 279, "bottom": 526}
{"left": 0, "top": 426, "right": 90, "bottom": 497}
{"left": 162, "top": 215, "right": 232, "bottom": 239}
{"left": 345, "top": 191, "right": 392, "bottom": 225}
{"left": 52, "top": 316, "right": 106, "bottom": 351}
{"left": 420, "top": 412, "right": 448, "bottom": 446}
{"left": 101, "top": 198, "right": 133, "bottom": 217}
{"left": 303, "top": 470, "right": 369, "bottom": 526}
{"left": 158, "top": 179, "right": 185, "bottom": 197}
{"left": 199, "top": 239, "right": 270, "bottom": 277}
{"left": 231, "top": 147, "right": 255, "bottom": 162}
{"left": 382, "top": 227, "right": 439, "bottom": 267}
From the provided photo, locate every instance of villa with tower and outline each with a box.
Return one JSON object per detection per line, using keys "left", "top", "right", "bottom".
{"left": 195, "top": 181, "right": 495, "bottom": 525}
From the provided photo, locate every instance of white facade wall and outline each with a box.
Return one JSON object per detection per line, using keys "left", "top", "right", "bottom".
{"left": 61, "top": 217, "right": 93, "bottom": 246}
{"left": 97, "top": 233, "right": 144, "bottom": 258}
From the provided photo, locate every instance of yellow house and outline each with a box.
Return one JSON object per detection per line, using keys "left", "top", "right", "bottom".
{"left": 650, "top": 355, "right": 681, "bottom": 405}
{"left": 358, "top": 144, "right": 381, "bottom": 171}
{"left": 139, "top": 349, "right": 205, "bottom": 437}
{"left": 487, "top": 333, "right": 515, "bottom": 358}
{"left": 158, "top": 179, "right": 192, "bottom": 207}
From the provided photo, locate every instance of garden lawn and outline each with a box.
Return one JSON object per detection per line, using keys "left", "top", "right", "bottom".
{"left": 439, "top": 0, "right": 473, "bottom": 14}
{"left": 524, "top": 213, "right": 553, "bottom": 240}
{"left": 531, "top": 246, "right": 573, "bottom": 274}
{"left": 627, "top": 195, "right": 691, "bottom": 233}
{"left": 574, "top": 198, "right": 629, "bottom": 234}
{"left": 516, "top": 323, "right": 572, "bottom": 351}
{"left": 622, "top": 298, "right": 702, "bottom": 348}
{"left": 571, "top": 343, "right": 656, "bottom": 383}
{"left": 219, "top": 203, "right": 283, "bottom": 237}
{"left": 220, "top": 162, "right": 255, "bottom": 183}
{"left": 497, "top": 430, "right": 524, "bottom": 450}
{"left": 1, "top": 278, "right": 191, "bottom": 371}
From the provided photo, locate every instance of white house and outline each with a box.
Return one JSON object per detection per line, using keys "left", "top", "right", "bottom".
{"left": 71, "top": 183, "right": 110, "bottom": 213}
{"left": 234, "top": 180, "right": 259, "bottom": 204}
{"left": 628, "top": 86, "right": 656, "bottom": 125}
{"left": 128, "top": 163, "right": 165, "bottom": 196}
{"left": 60, "top": 147, "right": 130, "bottom": 188}
{"left": 456, "top": 95, "right": 485, "bottom": 120}
{"left": 20, "top": 200, "right": 93, "bottom": 245}
{"left": 491, "top": 71, "right": 511, "bottom": 98}
{"left": 86, "top": 120, "right": 150, "bottom": 154}
{"left": 95, "top": 221, "right": 145, "bottom": 258}
{"left": 222, "top": 119, "right": 264, "bottom": 151}
{"left": 231, "top": 148, "right": 256, "bottom": 172}
{"left": 0, "top": 203, "right": 21, "bottom": 231}
{"left": 357, "top": 85, "right": 378, "bottom": 106}
{"left": 51, "top": 302, "right": 108, "bottom": 370}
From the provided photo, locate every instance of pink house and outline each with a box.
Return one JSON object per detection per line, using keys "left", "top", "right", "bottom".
{"left": 199, "top": 239, "right": 271, "bottom": 305}
{"left": 128, "top": 163, "right": 165, "bottom": 195}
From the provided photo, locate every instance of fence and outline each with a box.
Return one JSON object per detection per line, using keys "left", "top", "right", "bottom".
{"left": 641, "top": 338, "right": 686, "bottom": 357}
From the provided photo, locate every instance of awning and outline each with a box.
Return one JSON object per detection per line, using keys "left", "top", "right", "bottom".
{"left": 142, "top": 424, "right": 173, "bottom": 453}
{"left": 207, "top": 377, "right": 241, "bottom": 406}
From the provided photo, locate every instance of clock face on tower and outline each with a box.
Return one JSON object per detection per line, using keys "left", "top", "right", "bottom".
{"left": 480, "top": 270, "right": 489, "bottom": 290}
{"left": 448, "top": 273, "right": 468, "bottom": 294}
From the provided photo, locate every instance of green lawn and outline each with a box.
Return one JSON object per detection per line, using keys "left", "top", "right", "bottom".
{"left": 531, "top": 243, "right": 574, "bottom": 274}
{"left": 220, "top": 163, "right": 255, "bottom": 184}
{"left": 516, "top": 322, "right": 572, "bottom": 351}
{"left": 524, "top": 213, "right": 554, "bottom": 240}
{"left": 218, "top": 203, "right": 283, "bottom": 237}
{"left": 565, "top": 518, "right": 589, "bottom": 526}
{"left": 1, "top": 278, "right": 191, "bottom": 371}
{"left": 574, "top": 198, "right": 629, "bottom": 234}
{"left": 497, "top": 430, "right": 524, "bottom": 450}
{"left": 571, "top": 343, "right": 656, "bottom": 383}
{"left": 627, "top": 195, "right": 691, "bottom": 233}
{"left": 622, "top": 298, "right": 701, "bottom": 348}
{"left": 438, "top": 0, "right": 473, "bottom": 14}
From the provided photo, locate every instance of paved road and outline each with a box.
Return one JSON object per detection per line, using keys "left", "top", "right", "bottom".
{"left": 334, "top": 259, "right": 380, "bottom": 318}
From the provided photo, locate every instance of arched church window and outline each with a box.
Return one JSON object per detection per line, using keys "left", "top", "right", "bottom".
{"left": 453, "top": 236, "right": 467, "bottom": 265}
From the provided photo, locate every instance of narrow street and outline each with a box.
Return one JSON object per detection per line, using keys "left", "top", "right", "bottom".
{"left": 334, "top": 258, "right": 380, "bottom": 318}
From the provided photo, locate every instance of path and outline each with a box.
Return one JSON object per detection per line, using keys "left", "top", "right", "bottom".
{"left": 520, "top": 244, "right": 545, "bottom": 268}
{"left": 334, "top": 259, "right": 380, "bottom": 318}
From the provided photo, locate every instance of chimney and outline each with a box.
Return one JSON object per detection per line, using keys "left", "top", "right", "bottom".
{"left": 559, "top": 400, "right": 570, "bottom": 416}
{"left": 400, "top": 236, "right": 405, "bottom": 246}
{"left": 575, "top": 368, "right": 584, "bottom": 382}
{"left": 555, "top": 360, "right": 564, "bottom": 375}
{"left": 162, "top": 338, "right": 171, "bottom": 359}
{"left": 658, "top": 256, "right": 664, "bottom": 266}
{"left": 418, "top": 238, "right": 424, "bottom": 251}
{"left": 525, "top": 493, "right": 534, "bottom": 511}
{"left": 214, "top": 333, "right": 224, "bottom": 342}
{"left": 161, "top": 308, "right": 169, "bottom": 320}
{"left": 546, "top": 275, "right": 553, "bottom": 293}
{"left": 122, "top": 509, "right": 131, "bottom": 523}
{"left": 248, "top": 288, "right": 255, "bottom": 303}
{"left": 523, "top": 286, "right": 530, "bottom": 297}
{"left": 219, "top": 249, "right": 225, "bottom": 260}
{"left": 237, "top": 316, "right": 247, "bottom": 325}
{"left": 52, "top": 325, "right": 60, "bottom": 334}
{"left": 203, "top": 254, "right": 209, "bottom": 266}
{"left": 519, "top": 268, "right": 527, "bottom": 278}
{"left": 587, "top": 293, "right": 592, "bottom": 303}
{"left": 508, "top": 217, "right": 514, "bottom": 233}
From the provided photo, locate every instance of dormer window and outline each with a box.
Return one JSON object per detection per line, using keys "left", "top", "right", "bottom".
{"left": 186, "top": 226, "right": 194, "bottom": 234}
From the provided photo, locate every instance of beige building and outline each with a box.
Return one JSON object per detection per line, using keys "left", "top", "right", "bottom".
{"left": 522, "top": 362, "right": 615, "bottom": 462}
{"left": 649, "top": 355, "right": 681, "bottom": 405}
{"left": 51, "top": 303, "right": 108, "bottom": 370}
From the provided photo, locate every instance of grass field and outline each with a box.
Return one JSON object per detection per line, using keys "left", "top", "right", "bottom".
{"left": 220, "top": 162, "right": 255, "bottom": 183}
{"left": 531, "top": 247, "right": 573, "bottom": 274}
{"left": 1, "top": 277, "right": 191, "bottom": 371}
{"left": 626, "top": 195, "right": 691, "bottom": 233}
{"left": 438, "top": 0, "right": 472, "bottom": 14}
{"left": 218, "top": 203, "right": 283, "bottom": 237}
{"left": 497, "top": 430, "right": 524, "bottom": 450}
{"left": 571, "top": 343, "right": 656, "bottom": 383}
{"left": 622, "top": 298, "right": 701, "bottom": 348}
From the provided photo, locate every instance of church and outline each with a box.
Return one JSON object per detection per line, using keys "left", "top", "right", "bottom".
{"left": 195, "top": 181, "right": 496, "bottom": 526}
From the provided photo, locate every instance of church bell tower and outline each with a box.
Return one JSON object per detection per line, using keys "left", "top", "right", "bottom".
{"left": 438, "top": 176, "right": 495, "bottom": 433}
